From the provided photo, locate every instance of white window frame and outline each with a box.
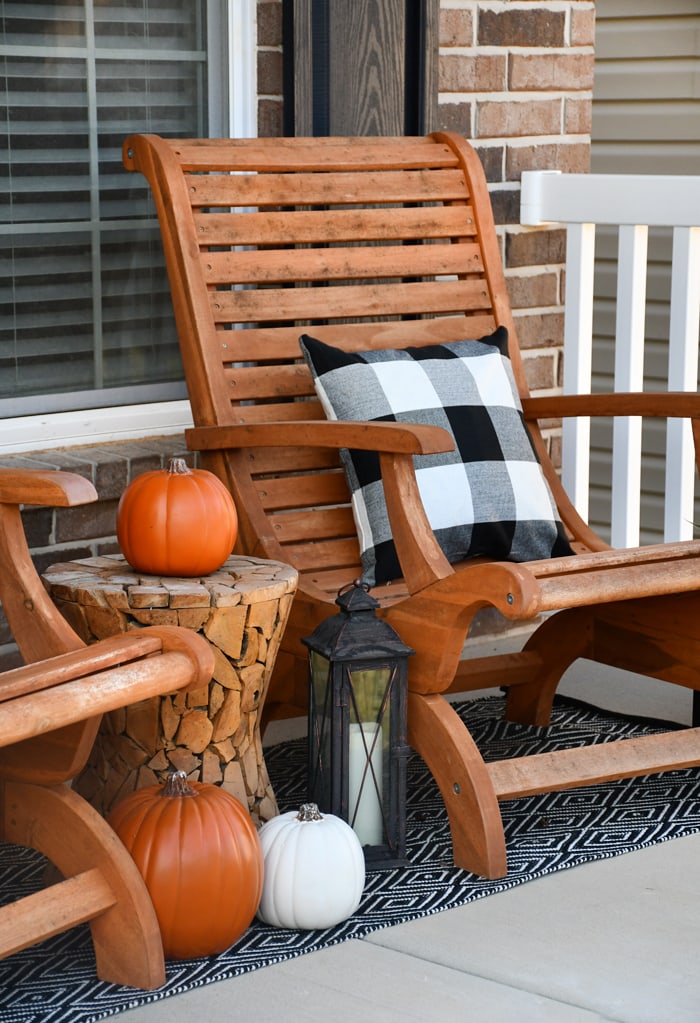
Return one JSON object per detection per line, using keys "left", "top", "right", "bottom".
{"left": 1, "top": 0, "right": 257, "bottom": 456}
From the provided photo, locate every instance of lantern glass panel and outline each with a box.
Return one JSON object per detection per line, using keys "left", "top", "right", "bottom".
{"left": 308, "top": 650, "right": 332, "bottom": 811}
{"left": 347, "top": 665, "right": 392, "bottom": 849}
{"left": 347, "top": 666, "right": 391, "bottom": 724}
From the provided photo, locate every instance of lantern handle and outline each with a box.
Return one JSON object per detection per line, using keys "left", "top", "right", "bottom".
{"left": 338, "top": 579, "right": 371, "bottom": 597}
{"left": 334, "top": 579, "right": 380, "bottom": 614}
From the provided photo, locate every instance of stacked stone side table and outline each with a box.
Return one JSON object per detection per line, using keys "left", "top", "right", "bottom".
{"left": 42, "top": 554, "right": 298, "bottom": 826}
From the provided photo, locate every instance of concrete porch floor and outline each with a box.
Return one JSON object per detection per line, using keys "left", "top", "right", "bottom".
{"left": 120, "top": 635, "right": 700, "bottom": 1023}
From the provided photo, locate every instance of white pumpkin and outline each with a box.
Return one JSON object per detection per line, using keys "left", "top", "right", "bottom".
{"left": 257, "top": 803, "right": 365, "bottom": 929}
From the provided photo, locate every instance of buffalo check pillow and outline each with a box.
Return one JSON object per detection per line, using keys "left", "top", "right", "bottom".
{"left": 299, "top": 328, "right": 573, "bottom": 586}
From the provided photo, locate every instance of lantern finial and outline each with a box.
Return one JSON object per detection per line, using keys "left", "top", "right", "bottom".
{"left": 335, "top": 579, "right": 379, "bottom": 614}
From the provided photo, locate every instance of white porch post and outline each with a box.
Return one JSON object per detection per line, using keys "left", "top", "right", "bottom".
{"left": 611, "top": 224, "right": 648, "bottom": 548}
{"left": 665, "top": 226, "right": 700, "bottom": 541}
{"left": 561, "top": 222, "right": 596, "bottom": 520}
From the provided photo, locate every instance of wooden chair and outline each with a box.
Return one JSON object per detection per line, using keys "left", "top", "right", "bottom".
{"left": 124, "top": 131, "right": 700, "bottom": 879}
{"left": 0, "top": 468, "right": 215, "bottom": 988}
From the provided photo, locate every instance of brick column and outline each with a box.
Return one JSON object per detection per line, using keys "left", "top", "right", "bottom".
{"left": 438, "top": 1, "right": 596, "bottom": 463}
{"left": 257, "top": 1, "right": 284, "bottom": 136}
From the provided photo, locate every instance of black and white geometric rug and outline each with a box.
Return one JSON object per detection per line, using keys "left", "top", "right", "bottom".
{"left": 3, "top": 694, "right": 700, "bottom": 1023}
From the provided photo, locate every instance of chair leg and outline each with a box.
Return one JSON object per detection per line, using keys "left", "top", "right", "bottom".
{"left": 504, "top": 607, "right": 595, "bottom": 725}
{"left": 694, "top": 690, "right": 700, "bottom": 726}
{"left": 1, "top": 780, "right": 165, "bottom": 989}
{"left": 407, "top": 692, "right": 507, "bottom": 878}
{"left": 386, "top": 595, "right": 479, "bottom": 696}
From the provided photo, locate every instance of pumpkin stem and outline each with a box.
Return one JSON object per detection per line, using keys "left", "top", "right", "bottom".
{"left": 162, "top": 770, "right": 199, "bottom": 798}
{"left": 297, "top": 803, "right": 323, "bottom": 822}
{"left": 166, "top": 457, "right": 192, "bottom": 475}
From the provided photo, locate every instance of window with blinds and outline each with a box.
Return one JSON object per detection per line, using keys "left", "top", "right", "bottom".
{"left": 0, "top": 0, "right": 213, "bottom": 416}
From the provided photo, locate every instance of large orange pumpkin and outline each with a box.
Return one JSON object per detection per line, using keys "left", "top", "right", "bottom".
{"left": 108, "top": 771, "right": 264, "bottom": 960}
{"left": 117, "top": 457, "right": 238, "bottom": 576}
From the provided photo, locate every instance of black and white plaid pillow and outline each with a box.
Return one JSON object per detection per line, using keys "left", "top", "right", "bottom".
{"left": 299, "top": 328, "right": 573, "bottom": 586}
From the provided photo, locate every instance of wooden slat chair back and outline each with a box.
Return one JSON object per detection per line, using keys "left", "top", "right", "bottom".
{"left": 0, "top": 469, "right": 215, "bottom": 989}
{"left": 125, "top": 132, "right": 700, "bottom": 879}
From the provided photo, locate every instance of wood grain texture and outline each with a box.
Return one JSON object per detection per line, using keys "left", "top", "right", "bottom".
{"left": 329, "top": 0, "right": 405, "bottom": 136}
{"left": 123, "top": 130, "right": 700, "bottom": 879}
{"left": 289, "top": 0, "right": 438, "bottom": 137}
{"left": 489, "top": 727, "right": 700, "bottom": 800}
{"left": 0, "top": 468, "right": 216, "bottom": 988}
{"left": 44, "top": 555, "right": 298, "bottom": 824}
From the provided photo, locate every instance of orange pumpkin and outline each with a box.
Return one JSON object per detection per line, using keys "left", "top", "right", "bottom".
{"left": 108, "top": 771, "right": 264, "bottom": 960}
{"left": 117, "top": 457, "right": 238, "bottom": 576}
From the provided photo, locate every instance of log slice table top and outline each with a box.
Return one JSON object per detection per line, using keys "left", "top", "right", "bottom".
{"left": 42, "top": 554, "right": 298, "bottom": 825}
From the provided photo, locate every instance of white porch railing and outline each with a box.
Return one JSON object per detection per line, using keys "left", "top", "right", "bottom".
{"left": 520, "top": 170, "right": 700, "bottom": 547}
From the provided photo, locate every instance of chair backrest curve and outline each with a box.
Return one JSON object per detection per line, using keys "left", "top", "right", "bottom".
{"left": 123, "top": 132, "right": 552, "bottom": 593}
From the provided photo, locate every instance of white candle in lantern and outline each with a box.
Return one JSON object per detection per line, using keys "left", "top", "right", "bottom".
{"left": 348, "top": 722, "right": 383, "bottom": 847}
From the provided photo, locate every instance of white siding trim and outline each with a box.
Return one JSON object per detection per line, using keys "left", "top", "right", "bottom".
{"left": 1, "top": 402, "right": 195, "bottom": 455}
{"left": 228, "top": 0, "right": 258, "bottom": 138}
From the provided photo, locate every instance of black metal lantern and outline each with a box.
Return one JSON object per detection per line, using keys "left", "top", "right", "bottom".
{"left": 303, "top": 580, "right": 413, "bottom": 868}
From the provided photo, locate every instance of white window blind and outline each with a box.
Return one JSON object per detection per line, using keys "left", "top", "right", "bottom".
{"left": 0, "top": 0, "right": 212, "bottom": 417}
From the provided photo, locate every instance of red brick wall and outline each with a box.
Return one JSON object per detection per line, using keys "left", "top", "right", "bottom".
{"left": 257, "top": 1, "right": 284, "bottom": 136}
{"left": 436, "top": 0, "right": 595, "bottom": 449}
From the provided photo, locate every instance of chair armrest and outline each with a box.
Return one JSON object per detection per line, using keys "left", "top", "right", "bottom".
{"left": 0, "top": 469, "right": 97, "bottom": 508}
{"left": 187, "top": 420, "right": 455, "bottom": 456}
{"left": 523, "top": 392, "right": 700, "bottom": 489}
{"left": 378, "top": 450, "right": 454, "bottom": 592}
{"left": 188, "top": 421, "right": 456, "bottom": 593}
{"left": 0, "top": 627, "right": 215, "bottom": 751}
{"left": 522, "top": 392, "right": 700, "bottom": 421}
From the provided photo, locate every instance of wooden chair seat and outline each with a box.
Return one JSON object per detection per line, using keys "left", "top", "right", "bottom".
{"left": 0, "top": 469, "right": 215, "bottom": 988}
{"left": 124, "top": 132, "right": 700, "bottom": 878}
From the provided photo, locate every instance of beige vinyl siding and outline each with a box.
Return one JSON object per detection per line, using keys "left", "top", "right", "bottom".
{"left": 588, "top": 0, "right": 700, "bottom": 544}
